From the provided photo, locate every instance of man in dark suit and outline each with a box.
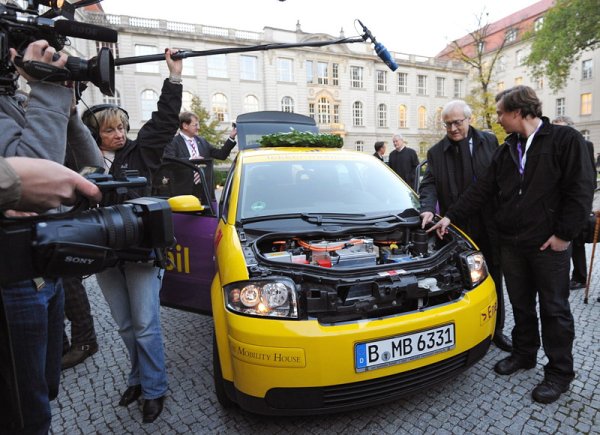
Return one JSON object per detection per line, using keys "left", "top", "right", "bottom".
{"left": 163, "top": 111, "right": 237, "bottom": 160}
{"left": 388, "top": 133, "right": 419, "bottom": 189}
{"left": 419, "top": 99, "right": 512, "bottom": 353}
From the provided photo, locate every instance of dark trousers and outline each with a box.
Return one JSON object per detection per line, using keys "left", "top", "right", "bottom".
{"left": 472, "top": 231, "right": 505, "bottom": 331}
{"left": 500, "top": 244, "right": 574, "bottom": 386}
{"left": 570, "top": 235, "right": 587, "bottom": 283}
{"left": 62, "top": 276, "right": 96, "bottom": 353}
{"left": 0, "top": 279, "right": 64, "bottom": 435}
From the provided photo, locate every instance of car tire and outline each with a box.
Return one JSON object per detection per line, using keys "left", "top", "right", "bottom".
{"left": 213, "top": 333, "right": 235, "bottom": 408}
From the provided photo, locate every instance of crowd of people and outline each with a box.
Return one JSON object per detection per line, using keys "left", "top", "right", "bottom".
{"left": 0, "top": 36, "right": 597, "bottom": 434}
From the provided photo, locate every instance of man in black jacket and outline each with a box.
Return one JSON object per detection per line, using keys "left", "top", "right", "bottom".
{"left": 430, "top": 86, "right": 594, "bottom": 405}
{"left": 388, "top": 133, "right": 419, "bottom": 189}
{"left": 420, "top": 100, "right": 511, "bottom": 352}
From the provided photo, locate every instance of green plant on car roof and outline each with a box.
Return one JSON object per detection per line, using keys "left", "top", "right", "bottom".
{"left": 259, "top": 130, "right": 343, "bottom": 148}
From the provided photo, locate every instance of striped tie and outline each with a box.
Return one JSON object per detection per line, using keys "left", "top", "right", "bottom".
{"left": 188, "top": 138, "right": 201, "bottom": 184}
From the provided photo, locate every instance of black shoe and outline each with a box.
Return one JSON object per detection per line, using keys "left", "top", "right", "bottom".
{"left": 61, "top": 343, "right": 98, "bottom": 370}
{"left": 494, "top": 356, "right": 536, "bottom": 375}
{"left": 118, "top": 385, "right": 142, "bottom": 406}
{"left": 569, "top": 280, "right": 585, "bottom": 290}
{"left": 142, "top": 396, "right": 165, "bottom": 423}
{"left": 492, "top": 333, "right": 513, "bottom": 352}
{"left": 532, "top": 379, "right": 569, "bottom": 404}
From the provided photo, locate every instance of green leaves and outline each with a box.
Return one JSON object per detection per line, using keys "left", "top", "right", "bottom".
{"left": 258, "top": 131, "right": 343, "bottom": 148}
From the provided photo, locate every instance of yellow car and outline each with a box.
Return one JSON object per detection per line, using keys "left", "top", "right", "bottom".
{"left": 209, "top": 145, "right": 497, "bottom": 415}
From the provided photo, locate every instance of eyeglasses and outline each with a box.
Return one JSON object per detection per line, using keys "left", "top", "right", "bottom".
{"left": 443, "top": 118, "right": 466, "bottom": 129}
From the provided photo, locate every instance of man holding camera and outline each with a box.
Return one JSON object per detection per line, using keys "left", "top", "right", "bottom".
{"left": 0, "top": 39, "right": 103, "bottom": 434}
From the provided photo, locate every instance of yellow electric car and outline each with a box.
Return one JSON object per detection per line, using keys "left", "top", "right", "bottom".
{"left": 210, "top": 145, "right": 497, "bottom": 415}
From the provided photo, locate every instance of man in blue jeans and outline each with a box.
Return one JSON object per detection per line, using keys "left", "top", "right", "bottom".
{"left": 430, "top": 86, "right": 594, "bottom": 404}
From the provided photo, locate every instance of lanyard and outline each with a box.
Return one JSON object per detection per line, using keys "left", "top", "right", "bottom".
{"left": 516, "top": 120, "right": 543, "bottom": 175}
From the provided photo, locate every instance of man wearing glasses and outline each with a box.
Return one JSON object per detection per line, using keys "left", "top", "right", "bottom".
{"left": 419, "top": 100, "right": 512, "bottom": 353}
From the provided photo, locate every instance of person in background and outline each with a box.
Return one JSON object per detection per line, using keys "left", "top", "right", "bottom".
{"left": 429, "top": 86, "right": 594, "bottom": 404}
{"left": 420, "top": 100, "right": 511, "bottom": 353}
{"left": 81, "top": 48, "right": 182, "bottom": 424}
{"left": 552, "top": 115, "right": 596, "bottom": 291}
{"left": 388, "top": 133, "right": 419, "bottom": 189}
{"left": 373, "top": 141, "right": 385, "bottom": 161}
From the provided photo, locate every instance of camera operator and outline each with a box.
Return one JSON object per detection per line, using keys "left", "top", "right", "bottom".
{"left": 81, "top": 48, "right": 182, "bottom": 424}
{"left": 0, "top": 38, "right": 104, "bottom": 434}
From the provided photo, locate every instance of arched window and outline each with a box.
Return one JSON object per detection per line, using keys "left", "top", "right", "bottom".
{"left": 212, "top": 93, "right": 228, "bottom": 122}
{"left": 281, "top": 96, "right": 294, "bottom": 113}
{"left": 353, "top": 101, "right": 363, "bottom": 127}
{"left": 398, "top": 104, "right": 407, "bottom": 128}
{"left": 103, "top": 89, "right": 121, "bottom": 107}
{"left": 182, "top": 91, "right": 194, "bottom": 112}
{"left": 317, "top": 97, "right": 331, "bottom": 124}
{"left": 140, "top": 89, "right": 158, "bottom": 121}
{"left": 378, "top": 104, "right": 387, "bottom": 128}
{"left": 244, "top": 95, "right": 259, "bottom": 113}
{"left": 418, "top": 106, "right": 427, "bottom": 129}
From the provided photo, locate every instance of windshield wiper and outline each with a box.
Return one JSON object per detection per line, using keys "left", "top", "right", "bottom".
{"left": 301, "top": 212, "right": 410, "bottom": 225}
{"left": 239, "top": 213, "right": 305, "bottom": 224}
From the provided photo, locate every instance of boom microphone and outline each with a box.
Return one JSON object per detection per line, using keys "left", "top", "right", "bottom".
{"left": 53, "top": 19, "right": 118, "bottom": 43}
{"left": 357, "top": 20, "right": 398, "bottom": 72}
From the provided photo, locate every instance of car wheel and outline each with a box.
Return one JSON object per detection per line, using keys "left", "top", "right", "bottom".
{"left": 213, "top": 333, "right": 235, "bottom": 408}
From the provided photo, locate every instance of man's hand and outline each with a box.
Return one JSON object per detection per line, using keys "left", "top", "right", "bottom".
{"left": 540, "top": 235, "right": 570, "bottom": 252}
{"left": 10, "top": 39, "right": 67, "bottom": 82}
{"left": 420, "top": 211, "right": 434, "bottom": 229}
{"left": 165, "top": 48, "right": 183, "bottom": 76}
{"left": 229, "top": 126, "right": 237, "bottom": 140}
{"left": 427, "top": 216, "right": 451, "bottom": 239}
{"left": 6, "top": 157, "right": 101, "bottom": 213}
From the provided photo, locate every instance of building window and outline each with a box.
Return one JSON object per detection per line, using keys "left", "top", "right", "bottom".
{"left": 308, "top": 103, "right": 315, "bottom": 119}
{"left": 352, "top": 101, "right": 363, "bottom": 126}
{"left": 378, "top": 104, "right": 387, "bottom": 127}
{"left": 377, "top": 70, "right": 387, "bottom": 92}
{"left": 435, "top": 107, "right": 443, "bottom": 130}
{"left": 240, "top": 55, "right": 258, "bottom": 80}
{"left": 417, "top": 75, "right": 427, "bottom": 95}
{"left": 581, "top": 129, "right": 590, "bottom": 141}
{"left": 317, "top": 97, "right": 331, "bottom": 124}
{"left": 333, "top": 105, "right": 340, "bottom": 124}
{"left": 306, "top": 60, "right": 314, "bottom": 83}
{"left": 211, "top": 93, "right": 228, "bottom": 122}
{"left": 317, "top": 62, "right": 329, "bottom": 85}
{"left": 332, "top": 63, "right": 339, "bottom": 86}
{"left": 140, "top": 89, "right": 158, "bottom": 120}
{"left": 453, "top": 79, "right": 463, "bottom": 98}
{"left": 515, "top": 49, "right": 526, "bottom": 66}
{"left": 355, "top": 141, "right": 364, "bottom": 152}
{"left": 397, "top": 72, "right": 408, "bottom": 93}
{"left": 436, "top": 77, "right": 445, "bottom": 97}
{"left": 581, "top": 93, "right": 592, "bottom": 115}
{"left": 135, "top": 45, "right": 158, "bottom": 73}
{"left": 536, "top": 77, "right": 544, "bottom": 90}
{"left": 418, "top": 106, "right": 427, "bottom": 129}
{"left": 281, "top": 96, "right": 294, "bottom": 113}
{"left": 181, "top": 91, "right": 194, "bottom": 112}
{"left": 534, "top": 17, "right": 544, "bottom": 32}
{"left": 515, "top": 76, "right": 523, "bottom": 85}
{"left": 419, "top": 142, "right": 429, "bottom": 156}
{"left": 244, "top": 95, "right": 259, "bottom": 113}
{"left": 277, "top": 58, "right": 293, "bottom": 82}
{"left": 398, "top": 105, "right": 407, "bottom": 128}
{"left": 350, "top": 66, "right": 363, "bottom": 88}
{"left": 103, "top": 89, "right": 121, "bottom": 107}
{"left": 582, "top": 59, "right": 593, "bottom": 80}
{"left": 208, "top": 54, "right": 228, "bottom": 78}
{"left": 505, "top": 28, "right": 517, "bottom": 43}
{"left": 556, "top": 98, "right": 566, "bottom": 117}
{"left": 477, "top": 41, "right": 485, "bottom": 53}
{"left": 497, "top": 81, "right": 505, "bottom": 92}
{"left": 496, "top": 56, "right": 506, "bottom": 73}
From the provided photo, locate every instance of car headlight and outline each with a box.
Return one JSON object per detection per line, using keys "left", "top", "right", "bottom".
{"left": 459, "top": 251, "right": 488, "bottom": 288}
{"left": 225, "top": 278, "right": 299, "bottom": 319}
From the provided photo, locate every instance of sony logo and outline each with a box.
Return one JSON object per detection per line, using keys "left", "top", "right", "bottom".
{"left": 65, "top": 256, "right": 95, "bottom": 265}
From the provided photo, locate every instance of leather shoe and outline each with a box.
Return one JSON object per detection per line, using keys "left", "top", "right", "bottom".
{"left": 61, "top": 343, "right": 98, "bottom": 370}
{"left": 492, "top": 333, "right": 513, "bottom": 352}
{"left": 569, "top": 280, "right": 585, "bottom": 291}
{"left": 494, "top": 356, "right": 536, "bottom": 375}
{"left": 532, "top": 379, "right": 569, "bottom": 404}
{"left": 118, "top": 385, "right": 142, "bottom": 406}
{"left": 143, "top": 396, "right": 165, "bottom": 423}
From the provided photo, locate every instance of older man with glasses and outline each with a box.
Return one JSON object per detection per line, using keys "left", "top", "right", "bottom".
{"left": 419, "top": 100, "right": 512, "bottom": 353}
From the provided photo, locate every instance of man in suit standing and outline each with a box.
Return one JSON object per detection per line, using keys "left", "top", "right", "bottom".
{"left": 164, "top": 111, "right": 237, "bottom": 160}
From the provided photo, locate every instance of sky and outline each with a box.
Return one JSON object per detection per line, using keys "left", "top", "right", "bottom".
{"left": 98, "top": 0, "right": 541, "bottom": 57}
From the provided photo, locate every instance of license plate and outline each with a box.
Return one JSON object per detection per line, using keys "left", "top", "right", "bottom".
{"left": 355, "top": 324, "right": 455, "bottom": 372}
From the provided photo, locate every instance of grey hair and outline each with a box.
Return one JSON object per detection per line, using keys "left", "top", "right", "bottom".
{"left": 393, "top": 133, "right": 404, "bottom": 141}
{"left": 552, "top": 115, "right": 574, "bottom": 126}
{"left": 442, "top": 100, "right": 472, "bottom": 119}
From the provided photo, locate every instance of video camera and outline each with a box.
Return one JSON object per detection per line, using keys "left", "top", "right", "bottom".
{"left": 0, "top": 172, "right": 174, "bottom": 286}
{"left": 0, "top": 0, "right": 117, "bottom": 95}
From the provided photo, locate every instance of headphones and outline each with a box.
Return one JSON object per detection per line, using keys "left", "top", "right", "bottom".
{"left": 81, "top": 104, "right": 130, "bottom": 145}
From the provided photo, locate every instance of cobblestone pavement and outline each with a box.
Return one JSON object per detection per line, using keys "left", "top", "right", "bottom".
{"left": 52, "top": 257, "right": 600, "bottom": 434}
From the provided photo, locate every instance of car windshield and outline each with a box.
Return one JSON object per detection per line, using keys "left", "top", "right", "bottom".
{"left": 238, "top": 156, "right": 419, "bottom": 221}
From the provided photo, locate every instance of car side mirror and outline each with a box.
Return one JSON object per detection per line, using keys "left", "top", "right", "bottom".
{"left": 168, "top": 195, "right": 205, "bottom": 213}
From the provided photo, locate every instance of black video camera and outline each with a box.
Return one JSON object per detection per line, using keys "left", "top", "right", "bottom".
{"left": 0, "top": 172, "right": 174, "bottom": 286}
{"left": 0, "top": 0, "right": 117, "bottom": 95}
